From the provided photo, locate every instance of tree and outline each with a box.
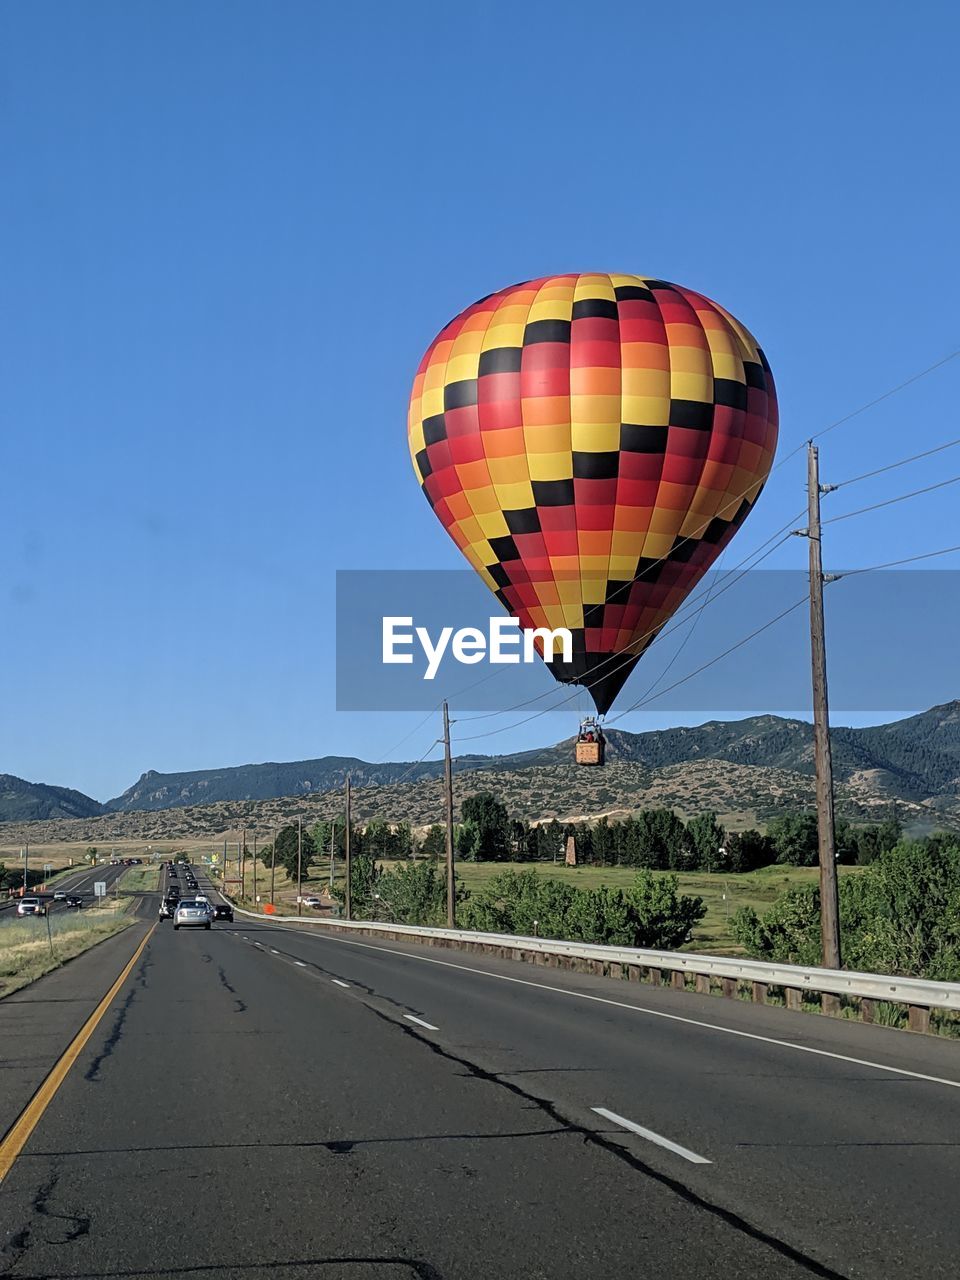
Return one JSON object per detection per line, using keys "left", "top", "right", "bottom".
{"left": 274, "top": 824, "right": 317, "bottom": 881}
{"left": 733, "top": 836, "right": 960, "bottom": 980}
{"left": 363, "top": 819, "right": 393, "bottom": 859}
{"left": 459, "top": 868, "right": 705, "bottom": 949}
{"left": 392, "top": 821, "right": 415, "bottom": 860}
{"left": 686, "top": 813, "right": 726, "bottom": 872}
{"left": 86, "top": 847, "right": 98, "bottom": 866}
{"left": 460, "top": 793, "right": 511, "bottom": 859}
{"left": 455, "top": 820, "right": 481, "bottom": 861}
{"left": 311, "top": 819, "right": 346, "bottom": 859}
{"left": 535, "top": 820, "right": 564, "bottom": 863}
{"left": 421, "top": 824, "right": 446, "bottom": 860}
{"left": 592, "top": 817, "right": 614, "bottom": 868}
{"left": 850, "top": 816, "right": 902, "bottom": 866}
{"left": 724, "top": 829, "right": 773, "bottom": 872}
{"left": 767, "top": 812, "right": 819, "bottom": 866}
{"left": 372, "top": 860, "right": 467, "bottom": 927}
{"left": 332, "top": 851, "right": 381, "bottom": 918}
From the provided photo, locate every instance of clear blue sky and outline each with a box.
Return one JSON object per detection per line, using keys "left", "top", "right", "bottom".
{"left": 3, "top": 1, "right": 959, "bottom": 800}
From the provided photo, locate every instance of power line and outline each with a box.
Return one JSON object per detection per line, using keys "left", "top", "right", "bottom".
{"left": 831, "top": 436, "right": 960, "bottom": 491}
{"left": 821, "top": 473, "right": 960, "bottom": 526}
{"left": 626, "top": 545, "right": 729, "bottom": 708}
{"left": 773, "top": 347, "right": 960, "bottom": 473}
{"left": 605, "top": 596, "right": 808, "bottom": 724}
{"left": 374, "top": 702, "right": 443, "bottom": 765}
{"left": 381, "top": 737, "right": 443, "bottom": 788}
{"left": 827, "top": 543, "right": 960, "bottom": 579}
{"left": 456, "top": 586, "right": 808, "bottom": 745}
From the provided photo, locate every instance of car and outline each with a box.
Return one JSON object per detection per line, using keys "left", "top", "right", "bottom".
{"left": 65, "top": 895, "right": 83, "bottom": 908}
{"left": 173, "top": 900, "right": 211, "bottom": 930}
{"left": 158, "top": 897, "right": 180, "bottom": 920}
{"left": 169, "top": 870, "right": 178, "bottom": 878}
{"left": 167, "top": 885, "right": 180, "bottom": 897}
{"left": 17, "top": 897, "right": 46, "bottom": 917}
{"left": 213, "top": 903, "right": 233, "bottom": 922}
{"left": 302, "top": 896, "right": 323, "bottom": 908}
{"left": 53, "top": 890, "right": 67, "bottom": 901}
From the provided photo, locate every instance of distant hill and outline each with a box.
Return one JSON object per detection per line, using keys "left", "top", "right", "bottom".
{"left": 6, "top": 702, "right": 960, "bottom": 840}
{"left": 0, "top": 774, "right": 104, "bottom": 823}
{"left": 102, "top": 702, "right": 960, "bottom": 814}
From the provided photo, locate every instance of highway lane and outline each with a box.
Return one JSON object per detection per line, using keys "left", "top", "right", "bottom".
{"left": 232, "top": 916, "right": 960, "bottom": 1279}
{"left": 2, "top": 877, "right": 958, "bottom": 1277}
{"left": 2, "top": 893, "right": 824, "bottom": 1280}
{"left": 0, "top": 863, "right": 131, "bottom": 922}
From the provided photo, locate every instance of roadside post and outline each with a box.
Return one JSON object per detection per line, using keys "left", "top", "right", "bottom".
{"left": 94, "top": 881, "right": 107, "bottom": 909}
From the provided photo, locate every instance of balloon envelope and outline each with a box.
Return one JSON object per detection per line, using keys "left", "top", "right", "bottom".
{"left": 408, "top": 274, "right": 778, "bottom": 714}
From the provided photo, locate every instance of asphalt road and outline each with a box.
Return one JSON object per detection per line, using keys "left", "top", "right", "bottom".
{"left": 1, "top": 864, "right": 959, "bottom": 1279}
{"left": 0, "top": 862, "right": 132, "bottom": 922}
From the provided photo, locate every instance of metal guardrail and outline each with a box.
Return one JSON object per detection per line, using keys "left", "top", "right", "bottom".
{"left": 227, "top": 902, "right": 960, "bottom": 1025}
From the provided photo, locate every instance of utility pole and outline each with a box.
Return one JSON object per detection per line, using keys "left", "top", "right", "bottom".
{"left": 270, "top": 823, "right": 277, "bottom": 906}
{"left": 443, "top": 700, "right": 455, "bottom": 929}
{"left": 252, "top": 832, "right": 258, "bottom": 908}
{"left": 806, "top": 442, "right": 842, "bottom": 970}
{"left": 297, "top": 816, "right": 303, "bottom": 918}
{"left": 240, "top": 828, "right": 246, "bottom": 902}
{"left": 23, "top": 841, "right": 29, "bottom": 895}
{"left": 345, "top": 777, "right": 352, "bottom": 921}
{"left": 329, "top": 820, "right": 336, "bottom": 895}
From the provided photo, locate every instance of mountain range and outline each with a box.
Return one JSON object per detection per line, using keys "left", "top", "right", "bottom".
{"left": 3, "top": 701, "right": 960, "bottom": 831}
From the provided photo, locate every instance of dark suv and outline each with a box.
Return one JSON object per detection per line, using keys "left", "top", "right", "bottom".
{"left": 158, "top": 895, "right": 180, "bottom": 920}
{"left": 213, "top": 903, "right": 234, "bottom": 922}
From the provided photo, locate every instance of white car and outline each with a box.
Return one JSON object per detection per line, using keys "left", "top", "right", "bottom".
{"left": 53, "top": 890, "right": 67, "bottom": 901}
{"left": 302, "top": 896, "right": 323, "bottom": 909}
{"left": 173, "top": 900, "right": 212, "bottom": 930}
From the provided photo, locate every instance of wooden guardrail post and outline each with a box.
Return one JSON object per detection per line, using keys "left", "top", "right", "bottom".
{"left": 908, "top": 1005, "right": 930, "bottom": 1034}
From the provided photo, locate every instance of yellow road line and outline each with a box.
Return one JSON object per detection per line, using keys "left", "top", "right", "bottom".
{"left": 0, "top": 923, "right": 156, "bottom": 1186}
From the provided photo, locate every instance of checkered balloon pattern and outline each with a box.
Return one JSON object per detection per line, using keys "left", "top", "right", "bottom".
{"left": 407, "top": 274, "right": 779, "bottom": 714}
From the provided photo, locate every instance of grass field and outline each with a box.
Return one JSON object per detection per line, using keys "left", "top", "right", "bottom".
{"left": 118, "top": 864, "right": 161, "bottom": 894}
{"left": 0, "top": 839, "right": 221, "bottom": 874}
{"left": 0, "top": 905, "right": 135, "bottom": 998}
{"left": 219, "top": 856, "right": 859, "bottom": 954}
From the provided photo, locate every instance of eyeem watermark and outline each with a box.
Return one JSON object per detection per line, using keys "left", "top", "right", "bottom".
{"left": 382, "top": 616, "right": 572, "bottom": 680}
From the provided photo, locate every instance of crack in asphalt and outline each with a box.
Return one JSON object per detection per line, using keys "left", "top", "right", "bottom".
{"left": 0, "top": 1163, "right": 90, "bottom": 1277}
{"left": 216, "top": 965, "right": 246, "bottom": 1013}
{"left": 83, "top": 987, "right": 137, "bottom": 1082}
{"left": 0, "top": 1258, "right": 444, "bottom": 1279}
{"left": 366, "top": 1007, "right": 851, "bottom": 1280}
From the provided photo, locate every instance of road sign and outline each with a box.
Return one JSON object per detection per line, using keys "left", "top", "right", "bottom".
{"left": 94, "top": 881, "right": 107, "bottom": 898}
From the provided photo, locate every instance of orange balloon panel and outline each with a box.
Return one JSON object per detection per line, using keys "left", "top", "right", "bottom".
{"left": 408, "top": 274, "right": 778, "bottom": 714}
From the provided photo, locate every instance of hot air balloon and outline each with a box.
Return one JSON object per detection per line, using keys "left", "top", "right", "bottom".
{"left": 407, "top": 274, "right": 778, "bottom": 761}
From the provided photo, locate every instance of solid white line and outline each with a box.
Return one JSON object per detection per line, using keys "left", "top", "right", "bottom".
{"left": 331, "top": 979, "right": 350, "bottom": 988}
{"left": 592, "top": 1107, "right": 711, "bottom": 1164}
{"left": 403, "top": 1013, "right": 439, "bottom": 1031}
{"left": 273, "top": 926, "right": 960, "bottom": 1091}
{"left": 270, "top": 949, "right": 280, "bottom": 955}
{"left": 294, "top": 961, "right": 307, "bottom": 968}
